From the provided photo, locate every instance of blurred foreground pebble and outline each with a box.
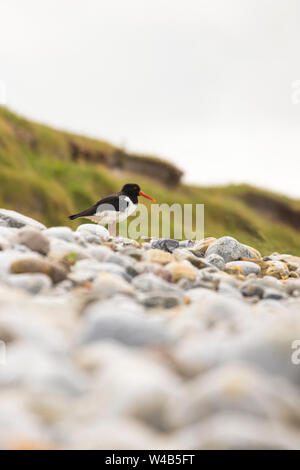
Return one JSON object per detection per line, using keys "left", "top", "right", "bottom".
{"left": 0, "top": 211, "right": 300, "bottom": 449}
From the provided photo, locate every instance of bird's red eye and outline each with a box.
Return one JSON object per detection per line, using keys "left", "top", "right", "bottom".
{"left": 134, "top": 186, "right": 137, "bottom": 189}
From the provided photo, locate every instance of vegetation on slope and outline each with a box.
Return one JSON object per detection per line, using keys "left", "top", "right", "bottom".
{"left": 0, "top": 106, "right": 300, "bottom": 255}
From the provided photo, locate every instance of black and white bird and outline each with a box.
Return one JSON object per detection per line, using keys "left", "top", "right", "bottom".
{"left": 69, "top": 183, "right": 156, "bottom": 235}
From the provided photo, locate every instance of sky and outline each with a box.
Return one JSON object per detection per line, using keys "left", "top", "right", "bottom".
{"left": 1, "top": 0, "right": 300, "bottom": 197}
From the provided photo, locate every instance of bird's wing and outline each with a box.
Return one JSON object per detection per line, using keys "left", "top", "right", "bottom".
{"left": 95, "top": 193, "right": 130, "bottom": 213}
{"left": 70, "top": 192, "right": 122, "bottom": 219}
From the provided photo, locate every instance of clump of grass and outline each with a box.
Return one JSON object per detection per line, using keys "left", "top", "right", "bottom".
{"left": 63, "top": 252, "right": 79, "bottom": 266}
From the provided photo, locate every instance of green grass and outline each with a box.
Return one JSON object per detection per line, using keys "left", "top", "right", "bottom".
{"left": 0, "top": 105, "right": 300, "bottom": 255}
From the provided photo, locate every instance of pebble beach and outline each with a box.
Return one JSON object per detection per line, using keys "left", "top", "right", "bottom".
{"left": 1, "top": 208, "right": 300, "bottom": 449}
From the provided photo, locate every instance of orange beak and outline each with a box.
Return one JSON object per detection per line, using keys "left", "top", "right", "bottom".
{"left": 139, "top": 190, "right": 156, "bottom": 202}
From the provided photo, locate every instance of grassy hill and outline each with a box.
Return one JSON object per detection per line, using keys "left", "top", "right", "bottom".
{"left": 0, "top": 105, "right": 300, "bottom": 255}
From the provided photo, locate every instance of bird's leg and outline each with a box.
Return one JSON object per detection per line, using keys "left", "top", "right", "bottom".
{"left": 112, "top": 220, "right": 117, "bottom": 237}
{"left": 108, "top": 222, "right": 117, "bottom": 237}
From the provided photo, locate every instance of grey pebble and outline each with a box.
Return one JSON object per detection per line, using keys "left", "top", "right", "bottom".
{"left": 80, "top": 298, "right": 172, "bottom": 347}
{"left": 151, "top": 238, "right": 180, "bottom": 253}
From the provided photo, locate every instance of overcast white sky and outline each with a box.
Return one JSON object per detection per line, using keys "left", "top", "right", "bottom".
{"left": 1, "top": 0, "right": 300, "bottom": 196}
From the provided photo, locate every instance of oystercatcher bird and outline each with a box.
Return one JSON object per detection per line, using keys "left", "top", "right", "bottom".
{"left": 69, "top": 183, "right": 156, "bottom": 236}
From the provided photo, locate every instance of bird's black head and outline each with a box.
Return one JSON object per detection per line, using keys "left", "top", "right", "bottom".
{"left": 121, "top": 183, "right": 141, "bottom": 197}
{"left": 121, "top": 183, "right": 156, "bottom": 203}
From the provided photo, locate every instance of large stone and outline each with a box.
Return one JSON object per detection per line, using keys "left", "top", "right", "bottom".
{"left": 5, "top": 273, "right": 52, "bottom": 294}
{"left": 80, "top": 298, "right": 172, "bottom": 347}
{"left": 44, "top": 226, "right": 75, "bottom": 243}
{"left": 0, "top": 250, "right": 39, "bottom": 279}
{"left": 0, "top": 209, "right": 46, "bottom": 230}
{"left": 85, "top": 246, "right": 113, "bottom": 262}
{"left": 225, "top": 261, "right": 261, "bottom": 276}
{"left": 132, "top": 273, "right": 181, "bottom": 293}
{"left": 144, "top": 249, "right": 175, "bottom": 265}
{"left": 76, "top": 224, "right": 109, "bottom": 239}
{"left": 166, "top": 262, "right": 197, "bottom": 282}
{"left": 10, "top": 257, "right": 68, "bottom": 283}
{"left": 48, "top": 238, "right": 89, "bottom": 261}
{"left": 13, "top": 228, "right": 50, "bottom": 255}
{"left": 92, "top": 272, "right": 135, "bottom": 297}
{"left": 73, "top": 259, "right": 129, "bottom": 281}
{"left": 205, "top": 236, "right": 253, "bottom": 263}
{"left": 138, "top": 290, "right": 184, "bottom": 309}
